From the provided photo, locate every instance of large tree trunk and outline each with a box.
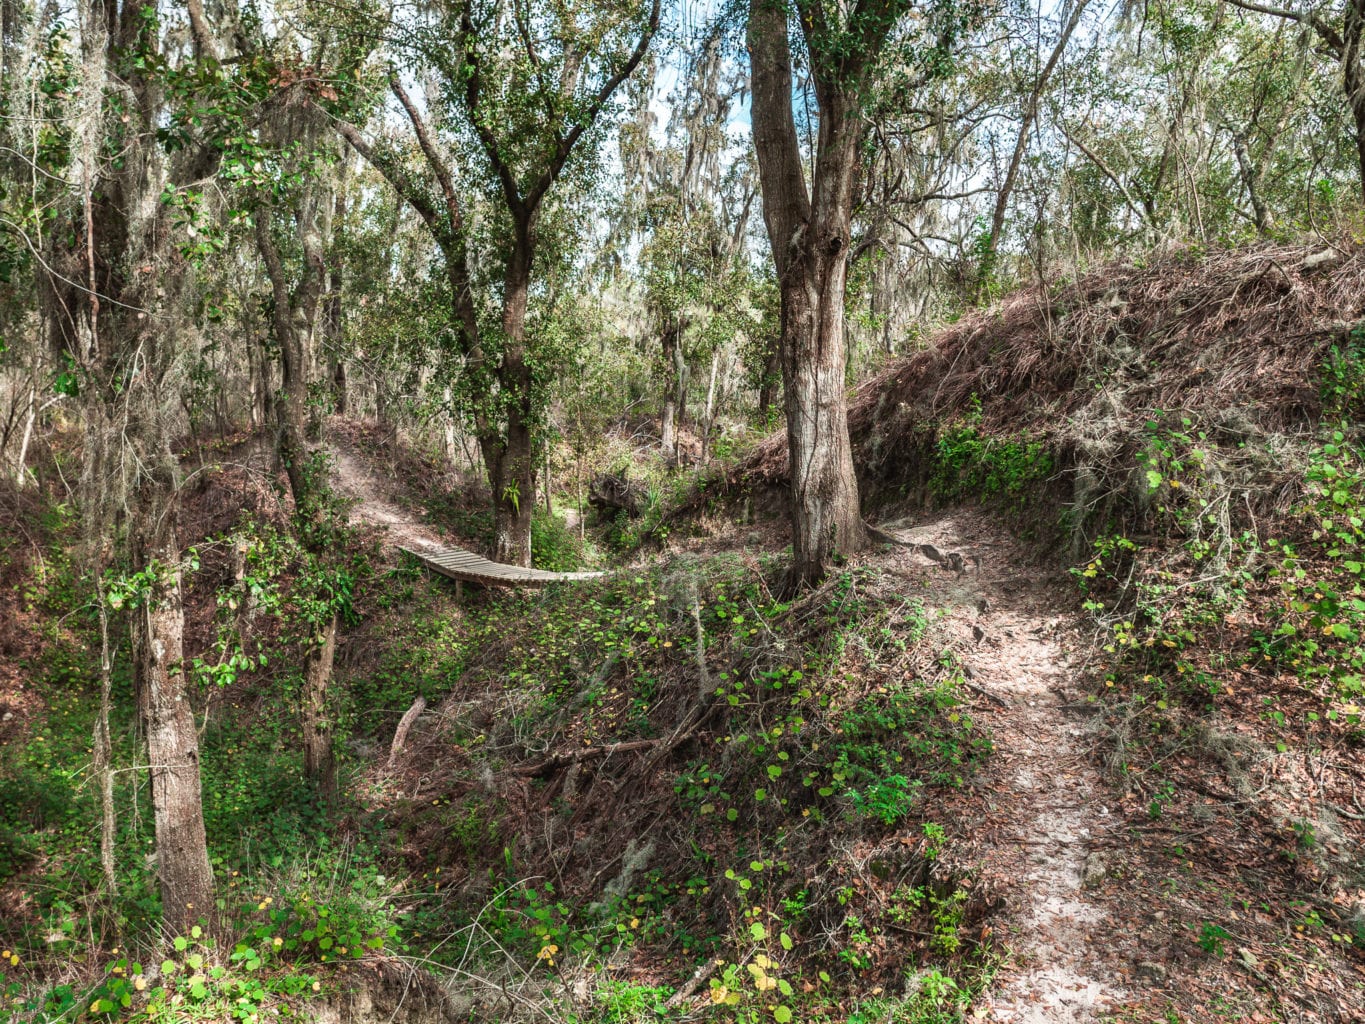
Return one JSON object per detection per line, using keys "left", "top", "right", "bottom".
{"left": 48, "top": 0, "right": 220, "bottom": 938}
{"left": 132, "top": 476, "right": 215, "bottom": 935}
{"left": 491, "top": 223, "right": 536, "bottom": 567}
{"left": 749, "top": 0, "right": 866, "bottom": 587}
{"left": 1344, "top": 0, "right": 1365, "bottom": 204}
{"left": 778, "top": 223, "right": 864, "bottom": 584}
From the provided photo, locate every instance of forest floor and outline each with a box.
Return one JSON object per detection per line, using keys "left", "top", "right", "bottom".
{"left": 330, "top": 426, "right": 1365, "bottom": 1020}
{"left": 330, "top": 441, "right": 448, "bottom": 554}
{"left": 326, "top": 434, "right": 1365, "bottom": 1022}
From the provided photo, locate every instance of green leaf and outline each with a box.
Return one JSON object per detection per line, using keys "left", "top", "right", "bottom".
{"left": 774, "top": 1006, "right": 793, "bottom": 1022}
{"left": 779, "top": 932, "right": 793, "bottom": 951}
{"left": 173, "top": 937, "right": 189, "bottom": 952}
{"left": 750, "top": 922, "right": 767, "bottom": 941}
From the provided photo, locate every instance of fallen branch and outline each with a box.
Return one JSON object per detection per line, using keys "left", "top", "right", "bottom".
{"left": 388, "top": 696, "right": 427, "bottom": 767}
{"left": 665, "top": 958, "right": 720, "bottom": 1008}
{"left": 516, "top": 738, "right": 661, "bottom": 778}
{"left": 965, "top": 680, "right": 1011, "bottom": 708}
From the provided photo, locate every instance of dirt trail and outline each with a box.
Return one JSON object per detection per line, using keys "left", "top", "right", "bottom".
{"left": 329, "top": 445, "right": 448, "bottom": 553}
{"left": 879, "top": 512, "right": 1126, "bottom": 1023}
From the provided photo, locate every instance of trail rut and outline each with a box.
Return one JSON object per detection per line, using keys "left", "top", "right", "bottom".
{"left": 879, "top": 512, "right": 1125, "bottom": 1023}
{"left": 329, "top": 445, "right": 447, "bottom": 553}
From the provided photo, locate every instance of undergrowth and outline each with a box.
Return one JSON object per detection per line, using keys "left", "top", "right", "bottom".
{"left": 0, "top": 478, "right": 999, "bottom": 1023}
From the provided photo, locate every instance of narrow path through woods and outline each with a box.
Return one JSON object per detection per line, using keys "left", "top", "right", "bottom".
{"left": 329, "top": 443, "right": 448, "bottom": 554}
{"left": 879, "top": 512, "right": 1127, "bottom": 1023}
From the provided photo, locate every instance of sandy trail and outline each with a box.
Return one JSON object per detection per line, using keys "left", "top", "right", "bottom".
{"left": 329, "top": 445, "right": 447, "bottom": 553}
{"left": 879, "top": 512, "right": 1125, "bottom": 1023}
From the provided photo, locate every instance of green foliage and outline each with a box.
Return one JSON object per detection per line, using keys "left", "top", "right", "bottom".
{"left": 1320, "top": 325, "right": 1365, "bottom": 420}
{"left": 594, "top": 981, "right": 675, "bottom": 1023}
{"left": 929, "top": 418, "right": 1053, "bottom": 508}
{"left": 1255, "top": 430, "right": 1365, "bottom": 711}
{"left": 1197, "top": 921, "right": 1232, "bottom": 957}
{"left": 830, "top": 681, "right": 990, "bottom": 825}
{"left": 531, "top": 508, "right": 586, "bottom": 572}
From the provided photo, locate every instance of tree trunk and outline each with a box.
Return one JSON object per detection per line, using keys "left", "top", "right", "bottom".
{"left": 13, "top": 383, "right": 36, "bottom": 488}
{"left": 701, "top": 348, "right": 720, "bottom": 465}
{"left": 492, "top": 222, "right": 536, "bottom": 567}
{"left": 493, "top": 411, "right": 535, "bottom": 566}
{"left": 1231, "top": 131, "right": 1273, "bottom": 234}
{"left": 749, "top": 0, "right": 866, "bottom": 587}
{"left": 673, "top": 336, "right": 690, "bottom": 429}
{"left": 257, "top": 213, "right": 337, "bottom": 798}
{"left": 779, "top": 235, "right": 864, "bottom": 586}
{"left": 660, "top": 320, "right": 679, "bottom": 456}
{"left": 94, "top": 568, "right": 117, "bottom": 894}
{"left": 757, "top": 336, "right": 781, "bottom": 421}
{"left": 302, "top": 615, "right": 338, "bottom": 803}
{"left": 327, "top": 186, "right": 348, "bottom": 416}
{"left": 1344, "top": 0, "right": 1365, "bottom": 204}
{"left": 132, "top": 482, "right": 215, "bottom": 935}
{"left": 985, "top": 0, "right": 1091, "bottom": 260}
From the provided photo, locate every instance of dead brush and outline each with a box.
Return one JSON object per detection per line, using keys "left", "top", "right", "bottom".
{"left": 731, "top": 240, "right": 1365, "bottom": 577}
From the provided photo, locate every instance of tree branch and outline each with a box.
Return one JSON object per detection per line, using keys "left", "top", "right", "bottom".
{"left": 389, "top": 77, "right": 467, "bottom": 239}
{"left": 527, "top": 0, "right": 663, "bottom": 210}
{"left": 1221, "top": 0, "right": 1344, "bottom": 53}
{"left": 331, "top": 118, "right": 443, "bottom": 233}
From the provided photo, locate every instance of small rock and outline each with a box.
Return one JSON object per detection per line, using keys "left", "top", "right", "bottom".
{"left": 1136, "top": 961, "right": 1167, "bottom": 984}
{"left": 1, "top": 712, "right": 11, "bottom": 722}
{"left": 1082, "top": 852, "right": 1107, "bottom": 888}
{"left": 1303, "top": 249, "right": 1340, "bottom": 270}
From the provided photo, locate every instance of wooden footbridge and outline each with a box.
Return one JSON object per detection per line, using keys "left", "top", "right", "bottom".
{"left": 399, "top": 544, "right": 605, "bottom": 588}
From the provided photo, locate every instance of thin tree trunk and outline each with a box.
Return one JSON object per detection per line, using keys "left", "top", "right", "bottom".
{"left": 327, "top": 186, "right": 348, "bottom": 416}
{"left": 757, "top": 336, "right": 781, "bottom": 421}
{"left": 13, "top": 383, "right": 35, "bottom": 488}
{"left": 1231, "top": 131, "right": 1273, "bottom": 233}
{"left": 302, "top": 615, "right": 338, "bottom": 803}
{"left": 986, "top": 0, "right": 1091, "bottom": 257}
{"left": 94, "top": 571, "right": 117, "bottom": 894}
{"left": 661, "top": 321, "right": 679, "bottom": 457}
{"left": 701, "top": 349, "right": 720, "bottom": 465}
{"left": 132, "top": 488, "right": 215, "bottom": 935}
{"left": 257, "top": 212, "right": 337, "bottom": 799}
{"left": 673, "top": 335, "right": 690, "bottom": 429}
